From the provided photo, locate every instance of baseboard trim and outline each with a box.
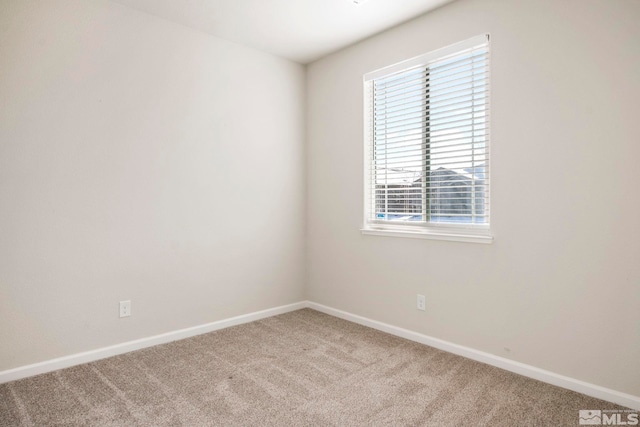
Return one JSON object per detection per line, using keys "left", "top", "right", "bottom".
{"left": 307, "top": 301, "right": 640, "bottom": 411}
{"left": 3, "top": 300, "right": 638, "bottom": 411}
{"left": 0, "top": 301, "right": 306, "bottom": 385}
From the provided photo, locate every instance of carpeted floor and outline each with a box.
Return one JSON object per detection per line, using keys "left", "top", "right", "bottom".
{"left": 0, "top": 308, "right": 630, "bottom": 426}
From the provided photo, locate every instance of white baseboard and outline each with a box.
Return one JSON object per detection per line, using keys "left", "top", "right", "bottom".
{"left": 2, "top": 300, "right": 638, "bottom": 411}
{"left": 0, "top": 301, "right": 306, "bottom": 385}
{"left": 307, "top": 301, "right": 640, "bottom": 411}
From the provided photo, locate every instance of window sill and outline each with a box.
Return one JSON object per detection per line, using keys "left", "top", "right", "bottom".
{"left": 361, "top": 227, "right": 493, "bottom": 244}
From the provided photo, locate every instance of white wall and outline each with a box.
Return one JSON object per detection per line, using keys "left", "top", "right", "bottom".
{"left": 306, "top": 0, "right": 640, "bottom": 397}
{"left": 0, "top": 0, "right": 305, "bottom": 370}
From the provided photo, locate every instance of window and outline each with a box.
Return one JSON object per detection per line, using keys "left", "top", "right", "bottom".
{"left": 362, "top": 35, "right": 492, "bottom": 243}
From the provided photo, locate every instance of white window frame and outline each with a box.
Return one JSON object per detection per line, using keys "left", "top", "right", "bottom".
{"left": 361, "top": 35, "right": 493, "bottom": 244}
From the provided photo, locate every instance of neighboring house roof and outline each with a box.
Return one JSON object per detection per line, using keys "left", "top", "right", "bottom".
{"left": 376, "top": 165, "right": 485, "bottom": 187}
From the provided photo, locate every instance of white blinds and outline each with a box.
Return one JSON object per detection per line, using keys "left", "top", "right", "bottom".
{"left": 364, "top": 35, "right": 490, "bottom": 227}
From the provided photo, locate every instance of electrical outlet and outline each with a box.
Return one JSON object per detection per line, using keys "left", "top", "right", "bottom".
{"left": 417, "top": 294, "right": 426, "bottom": 311}
{"left": 119, "top": 300, "right": 131, "bottom": 318}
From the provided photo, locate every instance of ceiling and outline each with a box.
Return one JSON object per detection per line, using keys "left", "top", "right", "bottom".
{"left": 109, "top": 0, "right": 455, "bottom": 64}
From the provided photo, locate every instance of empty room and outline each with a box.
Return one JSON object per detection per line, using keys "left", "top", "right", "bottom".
{"left": 1, "top": 0, "right": 639, "bottom": 425}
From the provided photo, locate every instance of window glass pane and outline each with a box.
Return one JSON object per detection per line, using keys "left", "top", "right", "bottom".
{"left": 428, "top": 49, "right": 487, "bottom": 224}
{"left": 373, "top": 68, "right": 425, "bottom": 221}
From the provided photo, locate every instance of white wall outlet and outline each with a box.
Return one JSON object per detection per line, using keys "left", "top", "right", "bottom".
{"left": 417, "top": 294, "right": 426, "bottom": 311}
{"left": 119, "top": 300, "right": 131, "bottom": 318}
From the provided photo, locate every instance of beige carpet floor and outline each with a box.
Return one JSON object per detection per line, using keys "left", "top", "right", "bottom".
{"left": 0, "top": 308, "right": 630, "bottom": 426}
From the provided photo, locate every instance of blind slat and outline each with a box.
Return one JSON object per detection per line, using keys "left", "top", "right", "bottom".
{"left": 374, "top": 132, "right": 489, "bottom": 148}
{"left": 376, "top": 140, "right": 488, "bottom": 157}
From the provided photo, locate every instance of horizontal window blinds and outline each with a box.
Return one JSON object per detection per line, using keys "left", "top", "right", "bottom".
{"left": 364, "top": 35, "right": 490, "bottom": 227}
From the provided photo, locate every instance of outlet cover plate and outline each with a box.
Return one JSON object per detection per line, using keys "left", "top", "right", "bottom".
{"left": 119, "top": 300, "right": 131, "bottom": 318}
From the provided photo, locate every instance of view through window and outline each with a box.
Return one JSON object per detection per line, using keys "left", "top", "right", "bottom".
{"left": 365, "top": 35, "right": 490, "bottom": 230}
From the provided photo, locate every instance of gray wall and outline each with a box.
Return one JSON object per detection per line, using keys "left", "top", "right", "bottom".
{"left": 306, "top": 0, "right": 640, "bottom": 396}
{"left": 0, "top": 0, "right": 306, "bottom": 370}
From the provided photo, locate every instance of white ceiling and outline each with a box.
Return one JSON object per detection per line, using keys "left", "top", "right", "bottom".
{"left": 110, "top": 0, "right": 455, "bottom": 63}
